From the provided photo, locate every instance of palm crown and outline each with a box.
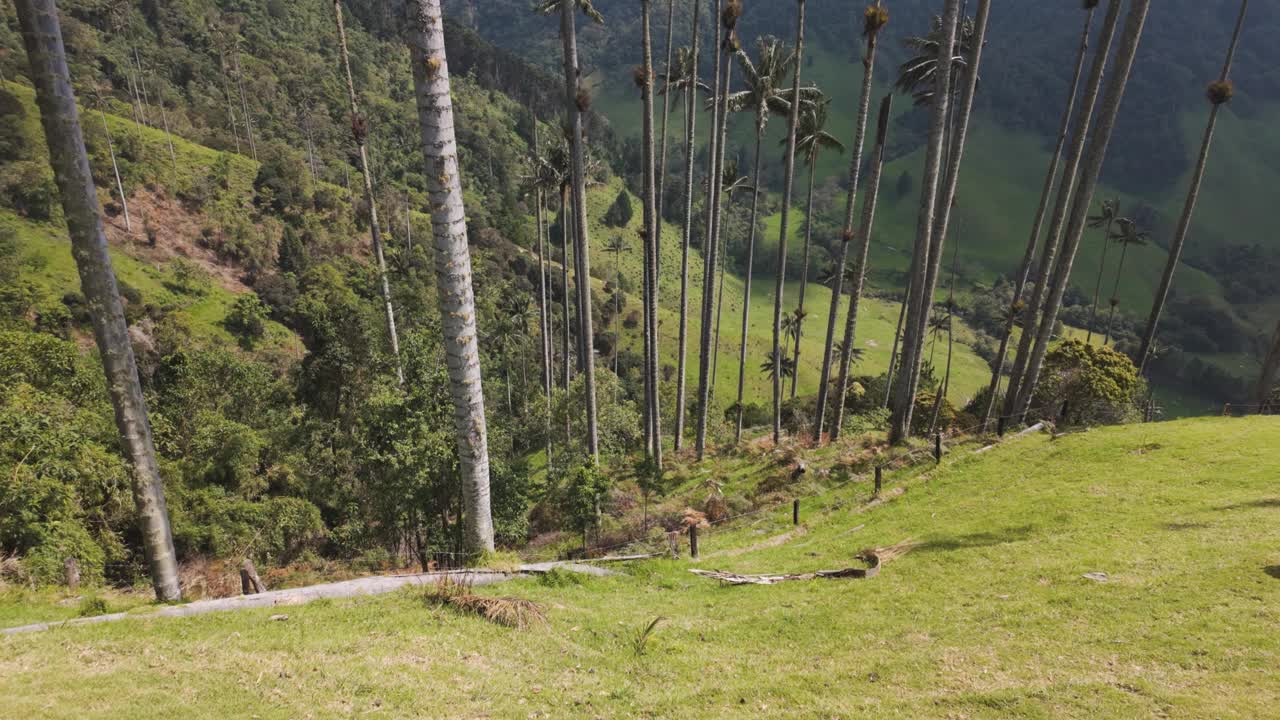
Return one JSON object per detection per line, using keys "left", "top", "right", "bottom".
{"left": 533, "top": 0, "right": 604, "bottom": 24}
{"left": 896, "top": 14, "right": 976, "bottom": 106}
{"left": 794, "top": 97, "right": 846, "bottom": 166}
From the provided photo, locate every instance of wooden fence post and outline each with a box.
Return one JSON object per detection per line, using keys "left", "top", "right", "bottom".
{"left": 666, "top": 531, "right": 680, "bottom": 559}
{"left": 874, "top": 466, "right": 883, "bottom": 496}
{"left": 997, "top": 416, "right": 1007, "bottom": 437}
{"left": 934, "top": 433, "right": 943, "bottom": 464}
{"left": 689, "top": 525, "right": 699, "bottom": 560}
{"left": 240, "top": 558, "right": 266, "bottom": 595}
{"left": 792, "top": 498, "right": 800, "bottom": 526}
{"left": 63, "top": 557, "right": 79, "bottom": 593}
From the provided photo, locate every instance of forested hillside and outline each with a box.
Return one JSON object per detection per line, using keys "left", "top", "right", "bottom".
{"left": 443, "top": 0, "right": 1280, "bottom": 409}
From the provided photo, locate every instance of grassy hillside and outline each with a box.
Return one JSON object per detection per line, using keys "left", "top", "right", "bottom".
{"left": 4, "top": 415, "right": 1276, "bottom": 717}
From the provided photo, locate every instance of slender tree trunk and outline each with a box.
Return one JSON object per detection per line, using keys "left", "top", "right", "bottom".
{"left": 655, "top": 0, "right": 676, "bottom": 229}
{"left": 929, "top": 228, "right": 962, "bottom": 435}
{"left": 15, "top": 0, "right": 181, "bottom": 601}
{"left": 734, "top": 129, "right": 764, "bottom": 443}
{"left": 832, "top": 94, "right": 892, "bottom": 439}
{"left": 887, "top": 0, "right": 960, "bottom": 445}
{"left": 534, "top": 128, "right": 554, "bottom": 440}
{"left": 1004, "top": 0, "right": 1123, "bottom": 419}
{"left": 790, "top": 154, "right": 819, "bottom": 400}
{"left": 1015, "top": 0, "right": 1153, "bottom": 422}
{"left": 1137, "top": 0, "right": 1249, "bottom": 374}
{"left": 233, "top": 51, "right": 256, "bottom": 161}
{"left": 132, "top": 45, "right": 151, "bottom": 126}
{"left": 407, "top": 0, "right": 494, "bottom": 554}
{"left": 673, "top": 0, "right": 699, "bottom": 452}
{"left": 1103, "top": 241, "right": 1132, "bottom": 345}
{"left": 334, "top": 0, "right": 404, "bottom": 386}
{"left": 641, "top": 0, "right": 664, "bottom": 468}
{"left": 561, "top": 187, "right": 573, "bottom": 392}
{"left": 815, "top": 21, "right": 881, "bottom": 441}
{"left": 99, "top": 109, "right": 131, "bottom": 233}
{"left": 157, "top": 98, "right": 179, "bottom": 176}
{"left": 694, "top": 0, "right": 732, "bottom": 459}
{"left": 983, "top": 3, "right": 1101, "bottom": 431}
{"left": 884, "top": 274, "right": 910, "bottom": 409}
{"left": 558, "top": 0, "right": 601, "bottom": 462}
{"left": 770, "top": 0, "right": 806, "bottom": 445}
{"left": 1256, "top": 318, "right": 1280, "bottom": 411}
{"left": 1085, "top": 212, "right": 1116, "bottom": 344}
{"left": 711, "top": 195, "right": 730, "bottom": 401}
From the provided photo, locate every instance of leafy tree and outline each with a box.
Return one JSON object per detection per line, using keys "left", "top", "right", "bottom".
{"left": 603, "top": 188, "right": 633, "bottom": 227}
{"left": 1031, "top": 339, "right": 1142, "bottom": 426}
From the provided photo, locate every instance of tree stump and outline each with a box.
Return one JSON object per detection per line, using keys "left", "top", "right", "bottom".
{"left": 63, "top": 557, "right": 80, "bottom": 593}
{"left": 240, "top": 559, "right": 267, "bottom": 595}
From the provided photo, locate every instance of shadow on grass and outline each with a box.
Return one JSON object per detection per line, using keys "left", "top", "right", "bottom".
{"left": 1265, "top": 566, "right": 1280, "bottom": 580}
{"left": 1213, "top": 498, "right": 1280, "bottom": 512}
{"left": 916, "top": 524, "right": 1038, "bottom": 554}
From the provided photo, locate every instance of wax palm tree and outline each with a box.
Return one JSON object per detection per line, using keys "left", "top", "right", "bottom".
{"left": 981, "top": 2, "right": 1097, "bottom": 432}
{"left": 88, "top": 86, "right": 132, "bottom": 233}
{"left": 728, "top": 35, "right": 796, "bottom": 442}
{"left": 760, "top": 355, "right": 797, "bottom": 382}
{"left": 537, "top": 0, "right": 603, "bottom": 462}
{"left": 895, "top": 13, "right": 974, "bottom": 106}
{"left": 1085, "top": 198, "right": 1120, "bottom": 343}
{"left": 712, "top": 159, "right": 753, "bottom": 401}
{"left": 522, "top": 125, "right": 559, "bottom": 408}
{"left": 1014, "top": 0, "right": 1154, "bottom": 422}
{"left": 670, "top": 2, "right": 701, "bottom": 453}
{"left": 639, "top": 0, "right": 663, "bottom": 467}
{"left": 407, "top": 0, "right": 495, "bottom": 553}
{"left": 334, "top": 0, "right": 403, "bottom": 385}
{"left": 1137, "top": 0, "right": 1250, "bottom": 373}
{"left": 790, "top": 96, "right": 844, "bottom": 399}
{"left": 769, "top": 0, "right": 809, "bottom": 445}
{"left": 603, "top": 235, "right": 631, "bottom": 381}
{"left": 887, "top": 0, "right": 962, "bottom": 445}
{"left": 655, "top": 0, "right": 676, "bottom": 229}
{"left": 15, "top": 0, "right": 182, "bottom": 600}
{"left": 694, "top": 0, "right": 740, "bottom": 459}
{"left": 815, "top": 2, "right": 888, "bottom": 441}
{"left": 1003, "top": 0, "right": 1124, "bottom": 422}
{"left": 1102, "top": 217, "right": 1149, "bottom": 345}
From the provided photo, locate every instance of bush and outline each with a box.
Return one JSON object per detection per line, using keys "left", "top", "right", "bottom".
{"left": 23, "top": 520, "right": 106, "bottom": 586}
{"left": 1030, "top": 339, "right": 1141, "bottom": 426}
{"left": 603, "top": 190, "right": 633, "bottom": 228}
{"left": 224, "top": 294, "right": 268, "bottom": 344}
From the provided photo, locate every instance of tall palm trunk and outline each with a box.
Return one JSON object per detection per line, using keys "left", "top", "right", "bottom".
{"left": 334, "top": 0, "right": 404, "bottom": 386}
{"left": 711, "top": 193, "right": 731, "bottom": 400}
{"left": 734, "top": 129, "right": 764, "bottom": 443}
{"left": 983, "top": 5, "right": 1095, "bottom": 430}
{"left": 407, "top": 0, "right": 494, "bottom": 554}
{"left": 1257, "top": 319, "right": 1280, "bottom": 412}
{"left": 883, "top": 273, "right": 911, "bottom": 408}
{"left": 770, "top": 0, "right": 807, "bottom": 445}
{"left": 1137, "top": 0, "right": 1249, "bottom": 374}
{"left": 533, "top": 127, "right": 554, "bottom": 460}
{"left": 694, "top": 0, "right": 733, "bottom": 459}
{"left": 673, "top": 0, "right": 700, "bottom": 452}
{"left": 1004, "top": 0, "right": 1122, "bottom": 420}
{"left": 790, "top": 153, "right": 819, "bottom": 400}
{"left": 886, "top": 0, "right": 960, "bottom": 445}
{"left": 814, "top": 7, "right": 883, "bottom": 441}
{"left": 1085, "top": 211, "right": 1116, "bottom": 344}
{"left": 1015, "top": 0, "right": 1153, "bottom": 421}
{"left": 560, "top": 186, "right": 572, "bottom": 395}
{"left": 15, "top": 0, "right": 181, "bottom": 601}
{"left": 555, "top": 0, "right": 601, "bottom": 462}
{"left": 640, "top": 0, "right": 664, "bottom": 468}
{"left": 233, "top": 50, "right": 256, "bottom": 161}
{"left": 98, "top": 108, "right": 131, "bottom": 232}
{"left": 831, "top": 94, "right": 892, "bottom": 439}
{"left": 655, "top": 0, "right": 676, "bottom": 230}
{"left": 1103, "top": 239, "right": 1133, "bottom": 345}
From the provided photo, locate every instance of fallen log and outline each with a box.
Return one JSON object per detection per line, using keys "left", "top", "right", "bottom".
{"left": 688, "top": 540, "right": 916, "bottom": 586}
{"left": 2, "top": 562, "right": 610, "bottom": 636}
{"left": 974, "top": 422, "right": 1047, "bottom": 454}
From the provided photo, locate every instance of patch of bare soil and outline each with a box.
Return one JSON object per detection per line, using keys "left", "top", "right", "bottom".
{"left": 101, "top": 187, "right": 253, "bottom": 293}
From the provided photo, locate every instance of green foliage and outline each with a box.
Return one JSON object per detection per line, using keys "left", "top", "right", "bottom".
{"left": 223, "top": 294, "right": 268, "bottom": 345}
{"left": 1032, "top": 339, "right": 1143, "bottom": 426}
{"left": 561, "top": 462, "right": 610, "bottom": 536}
{"left": 602, "top": 189, "right": 633, "bottom": 228}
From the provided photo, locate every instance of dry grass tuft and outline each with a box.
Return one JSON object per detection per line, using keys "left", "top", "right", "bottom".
{"left": 863, "top": 539, "right": 919, "bottom": 565}
{"left": 0, "top": 553, "right": 23, "bottom": 587}
{"left": 425, "top": 576, "right": 547, "bottom": 630}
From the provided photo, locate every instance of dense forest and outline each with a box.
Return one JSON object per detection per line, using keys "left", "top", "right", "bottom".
{"left": 0, "top": 0, "right": 1277, "bottom": 603}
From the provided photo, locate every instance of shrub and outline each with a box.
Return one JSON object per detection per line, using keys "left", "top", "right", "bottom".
{"left": 224, "top": 293, "right": 268, "bottom": 344}
{"left": 603, "top": 190, "right": 633, "bottom": 228}
{"left": 1031, "top": 339, "right": 1141, "bottom": 426}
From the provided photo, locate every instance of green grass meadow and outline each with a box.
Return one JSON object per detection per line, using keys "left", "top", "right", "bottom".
{"left": 4, "top": 416, "right": 1277, "bottom": 718}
